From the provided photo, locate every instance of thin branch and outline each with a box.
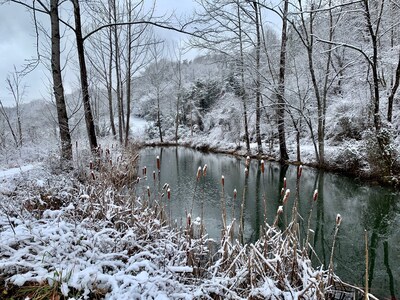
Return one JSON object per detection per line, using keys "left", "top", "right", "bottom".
{"left": 314, "top": 35, "right": 373, "bottom": 66}
{"left": 83, "top": 20, "right": 208, "bottom": 42}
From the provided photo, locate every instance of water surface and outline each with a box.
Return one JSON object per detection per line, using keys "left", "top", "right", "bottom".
{"left": 138, "top": 147, "right": 400, "bottom": 299}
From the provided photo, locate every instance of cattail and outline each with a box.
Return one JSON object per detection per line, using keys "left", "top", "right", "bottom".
{"left": 187, "top": 213, "right": 192, "bottom": 227}
{"left": 163, "top": 183, "right": 169, "bottom": 190}
{"left": 203, "top": 164, "right": 208, "bottom": 177}
{"left": 153, "top": 171, "right": 156, "bottom": 181}
{"left": 221, "top": 175, "right": 225, "bottom": 187}
{"left": 196, "top": 166, "right": 202, "bottom": 181}
{"left": 277, "top": 206, "right": 283, "bottom": 215}
{"left": 233, "top": 188, "right": 237, "bottom": 200}
{"left": 260, "top": 159, "right": 265, "bottom": 173}
{"left": 246, "top": 156, "right": 250, "bottom": 167}
{"left": 136, "top": 177, "right": 140, "bottom": 183}
{"left": 283, "top": 177, "right": 287, "bottom": 190}
{"left": 245, "top": 167, "right": 249, "bottom": 177}
{"left": 89, "top": 161, "right": 93, "bottom": 170}
{"left": 147, "top": 186, "right": 150, "bottom": 197}
{"left": 156, "top": 156, "right": 160, "bottom": 170}
{"left": 336, "top": 214, "right": 342, "bottom": 226}
{"left": 298, "top": 165, "right": 303, "bottom": 178}
{"left": 109, "top": 159, "right": 112, "bottom": 166}
{"left": 283, "top": 189, "right": 290, "bottom": 204}
{"left": 106, "top": 148, "right": 110, "bottom": 156}
{"left": 91, "top": 171, "right": 96, "bottom": 180}
{"left": 143, "top": 166, "right": 147, "bottom": 176}
{"left": 167, "top": 188, "right": 171, "bottom": 200}
{"left": 313, "top": 189, "right": 318, "bottom": 201}
{"left": 281, "top": 187, "right": 285, "bottom": 196}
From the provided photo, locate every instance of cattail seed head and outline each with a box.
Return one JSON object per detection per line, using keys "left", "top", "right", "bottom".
{"left": 156, "top": 156, "right": 160, "bottom": 170}
{"left": 283, "top": 177, "right": 287, "bottom": 190}
{"left": 298, "top": 165, "right": 303, "bottom": 178}
{"left": 163, "top": 183, "right": 168, "bottom": 190}
{"left": 203, "top": 164, "right": 208, "bottom": 177}
{"left": 283, "top": 189, "right": 290, "bottom": 204}
{"left": 245, "top": 167, "right": 249, "bottom": 177}
{"left": 91, "top": 171, "right": 96, "bottom": 180}
{"left": 336, "top": 214, "right": 342, "bottom": 226}
{"left": 136, "top": 177, "right": 140, "bottom": 183}
{"left": 221, "top": 175, "right": 225, "bottom": 187}
{"left": 143, "top": 166, "right": 147, "bottom": 176}
{"left": 109, "top": 159, "right": 112, "bottom": 166}
{"left": 281, "top": 187, "right": 285, "bottom": 196}
{"left": 196, "top": 166, "right": 202, "bottom": 181}
{"left": 246, "top": 156, "right": 250, "bottom": 167}
{"left": 277, "top": 206, "right": 283, "bottom": 215}
{"left": 89, "top": 161, "right": 93, "bottom": 170}
{"left": 167, "top": 188, "right": 171, "bottom": 200}
{"left": 147, "top": 186, "right": 150, "bottom": 197}
{"left": 313, "top": 189, "right": 318, "bottom": 202}
{"left": 187, "top": 213, "right": 191, "bottom": 227}
{"left": 233, "top": 188, "right": 237, "bottom": 199}
{"left": 260, "top": 160, "right": 265, "bottom": 173}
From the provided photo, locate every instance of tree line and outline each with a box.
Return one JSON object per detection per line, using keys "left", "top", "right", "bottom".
{"left": 1, "top": 0, "right": 399, "bottom": 175}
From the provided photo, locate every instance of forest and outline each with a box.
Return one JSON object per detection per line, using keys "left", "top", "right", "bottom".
{"left": 0, "top": 0, "right": 399, "bottom": 182}
{"left": 0, "top": 0, "right": 399, "bottom": 299}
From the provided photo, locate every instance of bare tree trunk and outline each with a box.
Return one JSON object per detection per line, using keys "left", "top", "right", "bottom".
{"left": 107, "top": 1, "right": 116, "bottom": 137}
{"left": 124, "top": 0, "right": 132, "bottom": 147}
{"left": 175, "top": 61, "right": 182, "bottom": 143}
{"left": 112, "top": 0, "right": 124, "bottom": 144}
{"left": 50, "top": 0, "right": 72, "bottom": 161}
{"left": 276, "top": 0, "right": 289, "bottom": 162}
{"left": 253, "top": 1, "right": 262, "bottom": 154}
{"left": 157, "top": 89, "right": 163, "bottom": 143}
{"left": 72, "top": 0, "right": 98, "bottom": 152}
{"left": 237, "top": 0, "right": 250, "bottom": 154}
{"left": 387, "top": 51, "right": 400, "bottom": 122}
{"left": 363, "top": 0, "right": 382, "bottom": 133}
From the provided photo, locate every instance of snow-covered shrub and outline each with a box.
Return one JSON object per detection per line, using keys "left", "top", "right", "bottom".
{"left": 364, "top": 128, "right": 399, "bottom": 176}
{"left": 330, "top": 141, "right": 366, "bottom": 172}
{"left": 327, "top": 100, "right": 368, "bottom": 143}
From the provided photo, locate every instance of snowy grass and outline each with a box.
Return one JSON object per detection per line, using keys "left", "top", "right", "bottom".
{"left": 0, "top": 144, "right": 376, "bottom": 299}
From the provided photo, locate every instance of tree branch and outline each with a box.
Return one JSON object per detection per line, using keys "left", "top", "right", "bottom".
{"left": 83, "top": 20, "right": 208, "bottom": 42}
{"left": 314, "top": 35, "right": 373, "bottom": 66}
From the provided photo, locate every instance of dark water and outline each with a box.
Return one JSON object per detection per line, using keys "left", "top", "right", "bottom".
{"left": 138, "top": 147, "right": 400, "bottom": 299}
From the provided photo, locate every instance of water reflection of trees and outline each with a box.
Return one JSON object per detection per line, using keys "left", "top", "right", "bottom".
{"left": 364, "top": 192, "right": 398, "bottom": 298}
{"left": 139, "top": 147, "right": 400, "bottom": 299}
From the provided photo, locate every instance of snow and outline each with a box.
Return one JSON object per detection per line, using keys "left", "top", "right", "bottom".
{"left": 0, "top": 163, "right": 40, "bottom": 179}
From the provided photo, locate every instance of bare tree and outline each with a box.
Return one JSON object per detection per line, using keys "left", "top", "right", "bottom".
{"left": 276, "top": 0, "right": 289, "bottom": 162}
{"left": 147, "top": 40, "right": 168, "bottom": 143}
{"left": 5, "top": 67, "right": 25, "bottom": 147}
{"left": 71, "top": 0, "right": 98, "bottom": 152}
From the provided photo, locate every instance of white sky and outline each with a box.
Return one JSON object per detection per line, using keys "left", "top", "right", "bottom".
{"left": 0, "top": 0, "right": 280, "bottom": 107}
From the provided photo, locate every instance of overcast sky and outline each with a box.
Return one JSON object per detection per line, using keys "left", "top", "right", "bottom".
{"left": 0, "top": 0, "right": 280, "bottom": 107}
{"left": 0, "top": 1, "right": 201, "bottom": 106}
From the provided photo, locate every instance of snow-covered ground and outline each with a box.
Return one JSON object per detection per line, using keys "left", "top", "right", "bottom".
{"left": 0, "top": 163, "right": 40, "bottom": 179}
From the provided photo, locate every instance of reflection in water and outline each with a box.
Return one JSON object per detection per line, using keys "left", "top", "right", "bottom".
{"left": 138, "top": 147, "right": 399, "bottom": 299}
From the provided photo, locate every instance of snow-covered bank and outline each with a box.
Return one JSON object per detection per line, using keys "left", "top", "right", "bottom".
{"left": 142, "top": 132, "right": 400, "bottom": 189}
{"left": 0, "top": 146, "right": 376, "bottom": 299}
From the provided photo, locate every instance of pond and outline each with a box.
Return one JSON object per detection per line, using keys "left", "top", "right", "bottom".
{"left": 138, "top": 146, "right": 400, "bottom": 299}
